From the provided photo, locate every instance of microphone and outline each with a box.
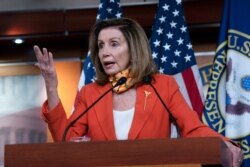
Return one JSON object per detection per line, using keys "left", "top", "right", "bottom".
{"left": 61, "top": 77, "right": 127, "bottom": 142}
{"left": 143, "top": 76, "right": 181, "bottom": 137}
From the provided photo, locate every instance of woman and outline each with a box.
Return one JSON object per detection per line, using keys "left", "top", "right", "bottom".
{"left": 34, "top": 18, "right": 243, "bottom": 166}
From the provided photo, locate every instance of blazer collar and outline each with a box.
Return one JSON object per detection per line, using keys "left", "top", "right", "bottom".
{"left": 93, "top": 83, "right": 158, "bottom": 140}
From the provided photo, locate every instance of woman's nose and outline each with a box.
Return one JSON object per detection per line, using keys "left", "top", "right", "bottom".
{"left": 100, "top": 46, "right": 110, "bottom": 57}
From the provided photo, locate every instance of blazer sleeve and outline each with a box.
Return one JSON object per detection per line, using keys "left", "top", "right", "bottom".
{"left": 41, "top": 100, "right": 68, "bottom": 142}
{"left": 41, "top": 86, "right": 89, "bottom": 142}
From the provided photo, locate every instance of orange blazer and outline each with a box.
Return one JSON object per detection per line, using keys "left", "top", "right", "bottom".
{"left": 41, "top": 74, "right": 226, "bottom": 142}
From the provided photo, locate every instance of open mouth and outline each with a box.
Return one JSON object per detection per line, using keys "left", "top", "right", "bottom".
{"left": 103, "top": 61, "right": 115, "bottom": 68}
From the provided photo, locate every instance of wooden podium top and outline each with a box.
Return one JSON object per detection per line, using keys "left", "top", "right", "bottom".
{"left": 5, "top": 137, "right": 231, "bottom": 167}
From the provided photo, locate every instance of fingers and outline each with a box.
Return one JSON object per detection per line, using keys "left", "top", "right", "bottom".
{"left": 33, "top": 45, "right": 56, "bottom": 78}
{"left": 234, "top": 150, "right": 243, "bottom": 167}
{"left": 237, "top": 150, "right": 244, "bottom": 167}
{"left": 33, "top": 45, "right": 41, "bottom": 54}
{"left": 33, "top": 45, "right": 53, "bottom": 67}
{"left": 34, "top": 45, "right": 43, "bottom": 62}
{"left": 33, "top": 45, "right": 51, "bottom": 62}
{"left": 48, "top": 52, "right": 54, "bottom": 68}
{"left": 232, "top": 145, "right": 244, "bottom": 167}
{"left": 235, "top": 146, "right": 244, "bottom": 167}
{"left": 225, "top": 141, "right": 244, "bottom": 167}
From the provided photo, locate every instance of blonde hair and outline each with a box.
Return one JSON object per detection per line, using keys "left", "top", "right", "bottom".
{"left": 89, "top": 17, "right": 158, "bottom": 85}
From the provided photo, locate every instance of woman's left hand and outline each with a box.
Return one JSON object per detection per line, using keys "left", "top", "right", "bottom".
{"left": 225, "top": 141, "right": 244, "bottom": 167}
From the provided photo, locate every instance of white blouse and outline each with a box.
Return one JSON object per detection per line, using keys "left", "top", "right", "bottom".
{"left": 113, "top": 107, "right": 135, "bottom": 140}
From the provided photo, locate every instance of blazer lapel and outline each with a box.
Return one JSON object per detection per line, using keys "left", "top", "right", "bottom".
{"left": 93, "top": 84, "right": 117, "bottom": 140}
{"left": 128, "top": 84, "right": 157, "bottom": 139}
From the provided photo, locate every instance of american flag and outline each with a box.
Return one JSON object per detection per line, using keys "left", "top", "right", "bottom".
{"left": 75, "top": 0, "right": 122, "bottom": 107}
{"left": 78, "top": 0, "right": 122, "bottom": 88}
{"left": 149, "top": 0, "right": 204, "bottom": 118}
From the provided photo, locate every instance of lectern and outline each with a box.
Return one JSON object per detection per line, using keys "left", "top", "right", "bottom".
{"left": 5, "top": 137, "right": 231, "bottom": 167}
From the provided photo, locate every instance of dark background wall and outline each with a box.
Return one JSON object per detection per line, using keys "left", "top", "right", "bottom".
{"left": 0, "top": 0, "right": 223, "bottom": 63}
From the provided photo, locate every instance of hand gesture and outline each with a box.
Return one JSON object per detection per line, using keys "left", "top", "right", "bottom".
{"left": 33, "top": 45, "right": 58, "bottom": 91}
{"left": 225, "top": 141, "right": 244, "bottom": 167}
{"left": 34, "top": 45, "right": 59, "bottom": 109}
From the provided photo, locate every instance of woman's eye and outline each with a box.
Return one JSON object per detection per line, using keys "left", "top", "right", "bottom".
{"left": 111, "top": 42, "right": 119, "bottom": 47}
{"left": 98, "top": 43, "right": 103, "bottom": 49}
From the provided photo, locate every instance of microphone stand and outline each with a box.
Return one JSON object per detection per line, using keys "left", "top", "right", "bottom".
{"left": 144, "top": 76, "right": 181, "bottom": 137}
{"left": 61, "top": 77, "right": 127, "bottom": 142}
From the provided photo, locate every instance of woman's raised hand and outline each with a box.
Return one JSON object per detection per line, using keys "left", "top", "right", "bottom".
{"left": 34, "top": 45, "right": 58, "bottom": 91}
{"left": 34, "top": 45, "right": 59, "bottom": 109}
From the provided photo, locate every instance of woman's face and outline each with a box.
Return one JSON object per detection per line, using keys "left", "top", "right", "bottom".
{"left": 97, "top": 27, "right": 131, "bottom": 76}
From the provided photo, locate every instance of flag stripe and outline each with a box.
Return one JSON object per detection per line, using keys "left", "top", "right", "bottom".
{"left": 191, "top": 65, "right": 205, "bottom": 101}
{"left": 78, "top": 68, "right": 86, "bottom": 90}
{"left": 173, "top": 74, "right": 192, "bottom": 107}
{"left": 182, "top": 67, "right": 203, "bottom": 118}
